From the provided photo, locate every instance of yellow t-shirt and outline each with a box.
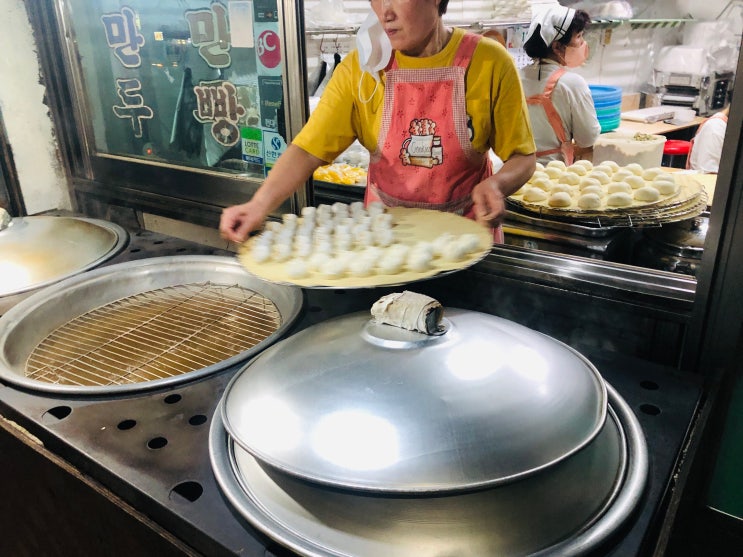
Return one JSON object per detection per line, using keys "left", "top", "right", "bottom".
{"left": 293, "top": 28, "right": 535, "bottom": 164}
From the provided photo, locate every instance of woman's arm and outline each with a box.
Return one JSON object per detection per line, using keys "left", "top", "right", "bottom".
{"left": 219, "top": 145, "right": 325, "bottom": 243}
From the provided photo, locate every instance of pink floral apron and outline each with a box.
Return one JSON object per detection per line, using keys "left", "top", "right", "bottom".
{"left": 526, "top": 67, "right": 575, "bottom": 165}
{"left": 365, "top": 33, "right": 502, "bottom": 242}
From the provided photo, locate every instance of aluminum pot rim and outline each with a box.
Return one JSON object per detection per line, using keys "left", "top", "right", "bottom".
{"left": 209, "top": 381, "right": 648, "bottom": 557}
{"left": 0, "top": 216, "right": 128, "bottom": 299}
{"left": 0, "top": 255, "right": 304, "bottom": 395}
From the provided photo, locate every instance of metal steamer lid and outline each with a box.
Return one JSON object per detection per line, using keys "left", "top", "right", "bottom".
{"left": 222, "top": 306, "right": 608, "bottom": 493}
{"left": 0, "top": 216, "right": 127, "bottom": 297}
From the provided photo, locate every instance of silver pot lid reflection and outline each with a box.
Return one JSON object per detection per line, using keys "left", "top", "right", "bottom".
{"left": 222, "top": 307, "right": 608, "bottom": 493}
{"left": 0, "top": 216, "right": 127, "bottom": 298}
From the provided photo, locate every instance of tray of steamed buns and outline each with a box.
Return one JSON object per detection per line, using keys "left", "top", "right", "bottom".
{"left": 237, "top": 203, "right": 493, "bottom": 288}
{"left": 508, "top": 159, "right": 705, "bottom": 218}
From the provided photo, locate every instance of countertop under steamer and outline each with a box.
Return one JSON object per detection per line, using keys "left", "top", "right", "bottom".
{"left": 652, "top": 46, "right": 733, "bottom": 115}
{"left": 0, "top": 226, "right": 705, "bottom": 557}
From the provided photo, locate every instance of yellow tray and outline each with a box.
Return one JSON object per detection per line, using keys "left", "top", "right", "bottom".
{"left": 237, "top": 207, "right": 493, "bottom": 289}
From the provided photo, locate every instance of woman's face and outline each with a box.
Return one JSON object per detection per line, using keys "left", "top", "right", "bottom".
{"left": 370, "top": 0, "right": 443, "bottom": 57}
{"left": 567, "top": 30, "right": 585, "bottom": 48}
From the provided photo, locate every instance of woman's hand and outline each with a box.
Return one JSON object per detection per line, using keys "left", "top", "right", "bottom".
{"left": 471, "top": 180, "right": 507, "bottom": 228}
{"left": 219, "top": 200, "right": 270, "bottom": 244}
{"left": 472, "top": 152, "right": 536, "bottom": 228}
{"left": 218, "top": 145, "right": 327, "bottom": 244}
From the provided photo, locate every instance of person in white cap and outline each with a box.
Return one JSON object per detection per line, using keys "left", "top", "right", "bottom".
{"left": 221, "top": 0, "right": 536, "bottom": 245}
{"left": 687, "top": 107, "right": 729, "bottom": 173}
{"left": 520, "top": 6, "right": 600, "bottom": 165}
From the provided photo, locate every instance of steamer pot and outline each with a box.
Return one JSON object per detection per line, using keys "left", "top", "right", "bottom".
{"left": 0, "top": 256, "right": 303, "bottom": 395}
{"left": 211, "top": 305, "right": 648, "bottom": 555}
{"left": 0, "top": 215, "right": 128, "bottom": 314}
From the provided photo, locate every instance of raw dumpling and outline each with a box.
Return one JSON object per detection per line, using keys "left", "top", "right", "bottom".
{"left": 432, "top": 233, "right": 455, "bottom": 256}
{"left": 286, "top": 258, "right": 310, "bottom": 279}
{"left": 407, "top": 250, "right": 433, "bottom": 272}
{"left": 530, "top": 177, "right": 553, "bottom": 191}
{"left": 642, "top": 167, "right": 663, "bottom": 181}
{"left": 378, "top": 252, "right": 404, "bottom": 274}
{"left": 367, "top": 201, "right": 386, "bottom": 217}
{"left": 611, "top": 170, "right": 634, "bottom": 182}
{"left": 651, "top": 180, "right": 679, "bottom": 195}
{"left": 588, "top": 170, "right": 611, "bottom": 185}
{"left": 634, "top": 186, "right": 661, "bottom": 202}
{"left": 573, "top": 159, "right": 593, "bottom": 171}
{"left": 544, "top": 166, "right": 563, "bottom": 179}
{"left": 548, "top": 191, "right": 573, "bottom": 208}
{"left": 653, "top": 172, "right": 676, "bottom": 184}
{"left": 529, "top": 170, "right": 551, "bottom": 183}
{"left": 624, "top": 163, "right": 644, "bottom": 176}
{"left": 523, "top": 187, "right": 549, "bottom": 203}
{"left": 598, "top": 160, "right": 620, "bottom": 173}
{"left": 558, "top": 171, "right": 581, "bottom": 185}
{"left": 550, "top": 183, "right": 574, "bottom": 195}
{"left": 582, "top": 184, "right": 605, "bottom": 197}
{"left": 592, "top": 164, "right": 614, "bottom": 176}
{"left": 566, "top": 164, "right": 589, "bottom": 176}
{"left": 251, "top": 243, "right": 271, "bottom": 263}
{"left": 272, "top": 242, "right": 293, "bottom": 262}
{"left": 607, "top": 182, "right": 633, "bottom": 195}
{"left": 308, "top": 252, "right": 331, "bottom": 272}
{"left": 625, "top": 175, "right": 645, "bottom": 190}
{"left": 546, "top": 160, "right": 567, "bottom": 171}
{"left": 606, "top": 191, "right": 633, "bottom": 207}
{"left": 442, "top": 241, "right": 468, "bottom": 262}
{"left": 348, "top": 257, "right": 375, "bottom": 277}
{"left": 578, "top": 192, "right": 602, "bottom": 210}
{"left": 457, "top": 234, "right": 482, "bottom": 253}
{"left": 320, "top": 257, "right": 347, "bottom": 278}
{"left": 579, "top": 177, "right": 601, "bottom": 190}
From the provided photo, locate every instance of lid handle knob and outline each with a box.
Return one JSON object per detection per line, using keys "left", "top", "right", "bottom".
{"left": 370, "top": 291, "right": 444, "bottom": 335}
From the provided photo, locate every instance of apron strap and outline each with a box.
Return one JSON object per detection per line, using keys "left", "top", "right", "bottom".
{"left": 526, "top": 67, "right": 575, "bottom": 165}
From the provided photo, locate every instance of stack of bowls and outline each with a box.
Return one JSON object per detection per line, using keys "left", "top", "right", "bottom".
{"left": 589, "top": 85, "right": 622, "bottom": 133}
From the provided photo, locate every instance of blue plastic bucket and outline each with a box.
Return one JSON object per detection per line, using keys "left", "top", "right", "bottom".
{"left": 589, "top": 85, "right": 622, "bottom": 105}
{"left": 589, "top": 85, "right": 622, "bottom": 133}
{"left": 599, "top": 115, "right": 621, "bottom": 133}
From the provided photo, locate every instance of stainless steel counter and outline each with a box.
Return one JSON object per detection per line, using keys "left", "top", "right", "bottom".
{"left": 0, "top": 229, "right": 703, "bottom": 556}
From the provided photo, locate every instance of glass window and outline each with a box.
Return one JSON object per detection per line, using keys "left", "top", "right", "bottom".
{"left": 67, "top": 0, "right": 288, "bottom": 178}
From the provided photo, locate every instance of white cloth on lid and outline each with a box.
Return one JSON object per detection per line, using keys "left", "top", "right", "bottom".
{"left": 525, "top": 5, "right": 576, "bottom": 46}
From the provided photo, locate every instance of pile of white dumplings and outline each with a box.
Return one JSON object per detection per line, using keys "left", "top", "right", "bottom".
{"left": 248, "top": 201, "right": 483, "bottom": 279}
{"left": 512, "top": 159, "right": 681, "bottom": 211}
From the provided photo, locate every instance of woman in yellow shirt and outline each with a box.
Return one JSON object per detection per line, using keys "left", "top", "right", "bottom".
{"left": 220, "top": 0, "right": 535, "bottom": 243}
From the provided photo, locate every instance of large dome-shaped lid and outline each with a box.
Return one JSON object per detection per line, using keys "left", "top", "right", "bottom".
{"left": 0, "top": 216, "right": 127, "bottom": 298}
{"left": 222, "top": 307, "right": 607, "bottom": 493}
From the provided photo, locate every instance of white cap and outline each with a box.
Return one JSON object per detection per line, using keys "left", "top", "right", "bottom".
{"left": 526, "top": 5, "right": 576, "bottom": 46}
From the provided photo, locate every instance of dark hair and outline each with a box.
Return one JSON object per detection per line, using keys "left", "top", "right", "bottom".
{"left": 439, "top": 0, "right": 449, "bottom": 15}
{"left": 523, "top": 9, "right": 591, "bottom": 59}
